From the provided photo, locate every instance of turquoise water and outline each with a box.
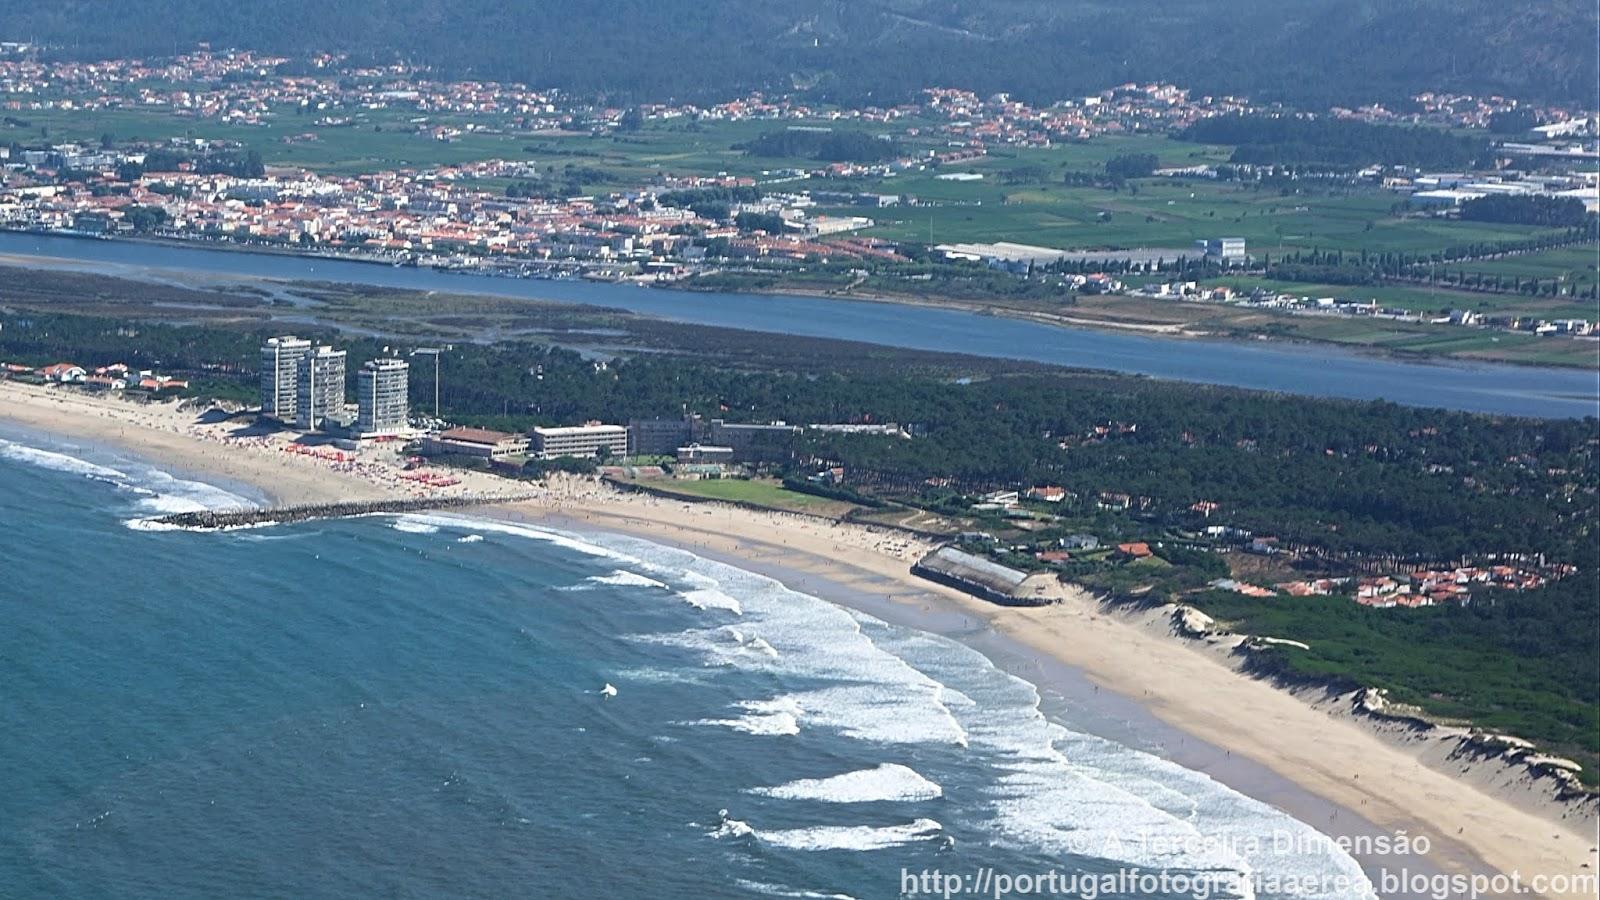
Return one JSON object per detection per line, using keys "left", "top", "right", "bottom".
{"left": 0, "top": 429, "right": 1378, "bottom": 899}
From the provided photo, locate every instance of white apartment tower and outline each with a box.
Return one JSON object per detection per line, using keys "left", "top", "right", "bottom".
{"left": 295, "top": 345, "right": 347, "bottom": 431}
{"left": 259, "top": 336, "right": 311, "bottom": 422}
{"left": 357, "top": 358, "right": 410, "bottom": 435}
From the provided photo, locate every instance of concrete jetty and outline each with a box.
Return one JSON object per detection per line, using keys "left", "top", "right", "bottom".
{"left": 152, "top": 493, "right": 538, "bottom": 530}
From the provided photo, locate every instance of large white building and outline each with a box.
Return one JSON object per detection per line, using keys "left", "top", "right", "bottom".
{"left": 530, "top": 423, "right": 628, "bottom": 460}
{"left": 1197, "top": 237, "right": 1247, "bottom": 262}
{"left": 295, "top": 345, "right": 347, "bottom": 431}
{"left": 259, "top": 336, "right": 311, "bottom": 422}
{"left": 357, "top": 358, "right": 410, "bottom": 435}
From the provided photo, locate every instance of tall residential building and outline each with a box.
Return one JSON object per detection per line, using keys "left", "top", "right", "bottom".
{"left": 295, "top": 345, "right": 347, "bottom": 431}
{"left": 259, "top": 336, "right": 311, "bottom": 422}
{"left": 357, "top": 358, "right": 410, "bottom": 435}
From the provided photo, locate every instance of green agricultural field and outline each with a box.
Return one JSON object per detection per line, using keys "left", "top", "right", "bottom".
{"left": 11, "top": 104, "right": 828, "bottom": 182}
{"left": 836, "top": 170, "right": 1562, "bottom": 257}
{"left": 13, "top": 105, "right": 532, "bottom": 173}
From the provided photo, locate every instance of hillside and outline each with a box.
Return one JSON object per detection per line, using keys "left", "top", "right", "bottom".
{"left": 0, "top": 0, "right": 1593, "bottom": 106}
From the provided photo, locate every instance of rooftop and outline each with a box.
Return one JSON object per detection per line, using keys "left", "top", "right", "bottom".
{"left": 437, "top": 426, "right": 521, "bottom": 445}
{"left": 532, "top": 423, "right": 626, "bottom": 436}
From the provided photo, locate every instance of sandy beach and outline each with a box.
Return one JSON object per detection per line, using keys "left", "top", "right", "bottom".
{"left": 3, "top": 380, "right": 1596, "bottom": 898}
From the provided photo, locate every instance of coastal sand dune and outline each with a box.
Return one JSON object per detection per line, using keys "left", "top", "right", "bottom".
{"left": 2, "top": 380, "right": 1596, "bottom": 898}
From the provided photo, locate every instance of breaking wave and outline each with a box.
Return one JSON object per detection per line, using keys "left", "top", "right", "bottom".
{"left": 748, "top": 764, "right": 942, "bottom": 804}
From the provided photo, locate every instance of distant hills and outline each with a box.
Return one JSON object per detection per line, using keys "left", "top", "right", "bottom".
{"left": 1, "top": 0, "right": 1593, "bottom": 106}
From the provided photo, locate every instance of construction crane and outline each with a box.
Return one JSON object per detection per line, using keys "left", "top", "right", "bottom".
{"left": 409, "top": 347, "right": 445, "bottom": 419}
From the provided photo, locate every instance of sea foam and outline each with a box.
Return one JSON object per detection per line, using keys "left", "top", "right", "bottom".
{"left": 748, "top": 764, "right": 942, "bottom": 803}
{"left": 696, "top": 696, "right": 802, "bottom": 736}
{"left": 590, "top": 570, "right": 669, "bottom": 589}
{"left": 733, "top": 881, "right": 859, "bottom": 900}
{"left": 0, "top": 439, "right": 129, "bottom": 481}
{"left": 392, "top": 514, "right": 642, "bottom": 564}
{"left": 751, "top": 818, "right": 944, "bottom": 852}
{"left": 0, "top": 435, "right": 254, "bottom": 525}
{"left": 346, "top": 514, "right": 1373, "bottom": 897}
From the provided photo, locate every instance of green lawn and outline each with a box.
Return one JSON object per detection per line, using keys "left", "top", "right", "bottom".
{"left": 645, "top": 477, "right": 850, "bottom": 514}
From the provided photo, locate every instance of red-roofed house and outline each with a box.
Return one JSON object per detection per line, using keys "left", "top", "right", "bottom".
{"left": 39, "top": 363, "right": 86, "bottom": 383}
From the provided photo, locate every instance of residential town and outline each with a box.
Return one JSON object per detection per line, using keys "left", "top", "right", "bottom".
{"left": 0, "top": 47, "right": 1593, "bottom": 294}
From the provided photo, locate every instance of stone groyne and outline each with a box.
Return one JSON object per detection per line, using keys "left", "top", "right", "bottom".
{"left": 153, "top": 493, "right": 538, "bottom": 530}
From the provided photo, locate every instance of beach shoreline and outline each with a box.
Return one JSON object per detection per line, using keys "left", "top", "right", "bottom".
{"left": 2, "top": 380, "right": 1596, "bottom": 898}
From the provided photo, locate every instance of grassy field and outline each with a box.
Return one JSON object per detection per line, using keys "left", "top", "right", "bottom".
{"left": 1282, "top": 318, "right": 1596, "bottom": 367}
{"left": 1058, "top": 294, "right": 1599, "bottom": 367}
{"left": 13, "top": 105, "right": 812, "bottom": 183}
{"left": 1455, "top": 246, "right": 1600, "bottom": 294}
{"left": 633, "top": 476, "right": 855, "bottom": 515}
{"left": 16, "top": 106, "right": 530, "bottom": 173}
{"left": 840, "top": 176, "right": 1561, "bottom": 255}
{"left": 1206, "top": 275, "right": 1597, "bottom": 321}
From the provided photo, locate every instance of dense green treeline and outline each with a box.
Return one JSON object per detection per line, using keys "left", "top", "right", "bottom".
{"left": 656, "top": 186, "right": 763, "bottom": 222}
{"left": 737, "top": 130, "right": 901, "bottom": 163}
{"left": 1460, "top": 195, "right": 1592, "bottom": 228}
{"left": 138, "top": 147, "right": 266, "bottom": 179}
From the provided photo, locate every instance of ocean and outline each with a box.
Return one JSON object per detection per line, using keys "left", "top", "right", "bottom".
{"left": 0, "top": 426, "right": 1378, "bottom": 899}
